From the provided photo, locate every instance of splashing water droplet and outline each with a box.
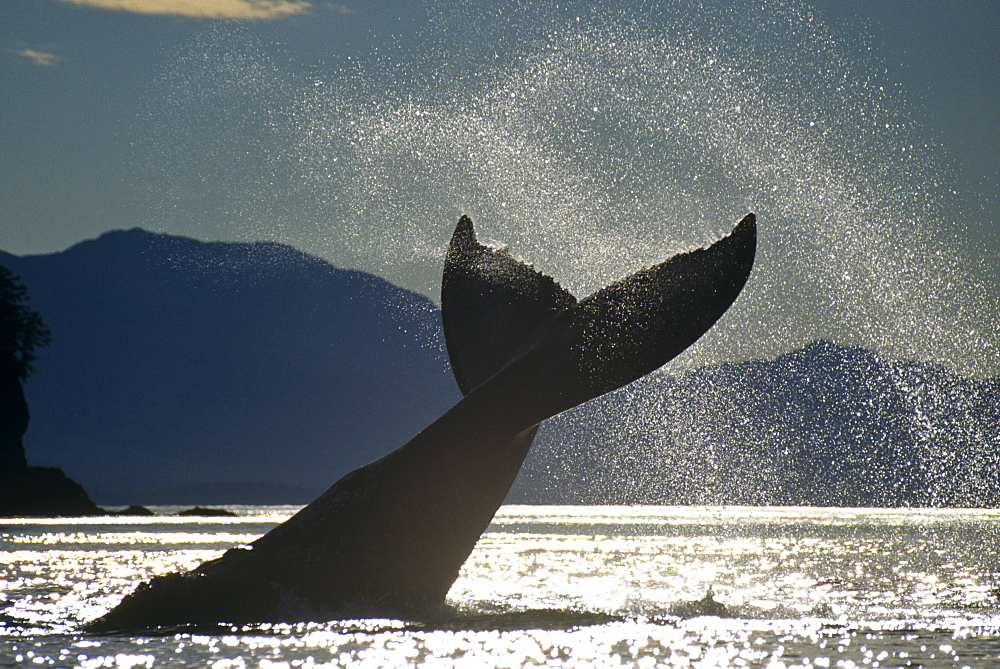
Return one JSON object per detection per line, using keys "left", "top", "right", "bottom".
{"left": 142, "top": 1, "right": 996, "bottom": 380}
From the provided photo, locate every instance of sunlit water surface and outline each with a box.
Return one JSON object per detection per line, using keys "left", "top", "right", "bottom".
{"left": 2, "top": 505, "right": 998, "bottom": 667}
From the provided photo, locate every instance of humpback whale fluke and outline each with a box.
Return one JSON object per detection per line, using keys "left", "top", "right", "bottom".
{"left": 84, "top": 213, "right": 756, "bottom": 632}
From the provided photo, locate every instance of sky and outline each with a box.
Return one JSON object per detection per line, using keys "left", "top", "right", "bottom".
{"left": 1, "top": 0, "right": 997, "bottom": 376}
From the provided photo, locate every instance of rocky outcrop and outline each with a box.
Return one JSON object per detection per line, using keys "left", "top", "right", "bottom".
{"left": 113, "top": 505, "right": 155, "bottom": 516}
{"left": 175, "top": 507, "right": 237, "bottom": 517}
{"left": 0, "top": 466, "right": 103, "bottom": 517}
{"left": 1, "top": 360, "right": 102, "bottom": 517}
{"left": 0, "top": 366, "right": 29, "bottom": 473}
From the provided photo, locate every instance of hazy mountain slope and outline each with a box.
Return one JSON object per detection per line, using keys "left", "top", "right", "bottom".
{"left": 1, "top": 229, "right": 459, "bottom": 504}
{"left": 4, "top": 232, "right": 995, "bottom": 507}
{"left": 518, "top": 341, "right": 1000, "bottom": 507}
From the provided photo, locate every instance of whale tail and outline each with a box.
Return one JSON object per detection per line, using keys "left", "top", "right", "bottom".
{"left": 84, "top": 213, "right": 756, "bottom": 632}
{"left": 441, "top": 213, "right": 757, "bottom": 426}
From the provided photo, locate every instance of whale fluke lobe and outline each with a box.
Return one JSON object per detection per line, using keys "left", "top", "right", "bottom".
{"left": 442, "top": 215, "right": 577, "bottom": 395}
{"left": 84, "top": 213, "right": 756, "bottom": 632}
{"left": 564, "top": 212, "right": 756, "bottom": 403}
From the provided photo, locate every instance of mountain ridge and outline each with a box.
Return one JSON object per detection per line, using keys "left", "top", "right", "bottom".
{"left": 516, "top": 339, "right": 1000, "bottom": 507}
{"left": 1, "top": 228, "right": 460, "bottom": 505}
{"left": 2, "top": 229, "right": 996, "bottom": 507}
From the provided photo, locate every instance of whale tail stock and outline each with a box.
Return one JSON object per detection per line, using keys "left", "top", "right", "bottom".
{"left": 84, "top": 213, "right": 756, "bottom": 632}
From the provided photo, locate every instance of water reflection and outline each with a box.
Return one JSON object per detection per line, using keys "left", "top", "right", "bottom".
{"left": 1, "top": 505, "right": 998, "bottom": 667}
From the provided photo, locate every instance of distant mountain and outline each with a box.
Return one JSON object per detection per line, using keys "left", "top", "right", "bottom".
{"left": 4, "top": 232, "right": 997, "bottom": 508}
{"left": 516, "top": 341, "right": 1000, "bottom": 507}
{"left": 1, "top": 229, "right": 459, "bottom": 504}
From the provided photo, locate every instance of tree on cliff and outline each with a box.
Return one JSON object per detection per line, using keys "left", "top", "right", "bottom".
{"left": 0, "top": 264, "right": 98, "bottom": 516}
{"left": 0, "top": 264, "right": 52, "bottom": 472}
{"left": 0, "top": 264, "right": 52, "bottom": 382}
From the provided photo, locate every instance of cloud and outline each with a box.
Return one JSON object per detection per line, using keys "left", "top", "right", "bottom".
{"left": 57, "top": 0, "right": 312, "bottom": 20}
{"left": 18, "top": 49, "right": 61, "bottom": 66}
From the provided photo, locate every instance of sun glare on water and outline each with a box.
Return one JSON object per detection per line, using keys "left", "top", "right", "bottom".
{"left": 2, "top": 506, "right": 998, "bottom": 666}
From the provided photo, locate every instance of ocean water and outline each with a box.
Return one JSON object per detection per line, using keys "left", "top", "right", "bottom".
{"left": 1, "top": 505, "right": 999, "bottom": 668}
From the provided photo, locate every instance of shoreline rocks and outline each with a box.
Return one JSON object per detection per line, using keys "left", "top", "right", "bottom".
{"left": 0, "top": 466, "right": 104, "bottom": 517}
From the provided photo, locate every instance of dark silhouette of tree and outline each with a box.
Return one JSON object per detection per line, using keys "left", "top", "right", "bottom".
{"left": 0, "top": 264, "right": 52, "bottom": 382}
{"left": 0, "top": 264, "right": 100, "bottom": 515}
{"left": 1, "top": 264, "right": 51, "bottom": 472}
